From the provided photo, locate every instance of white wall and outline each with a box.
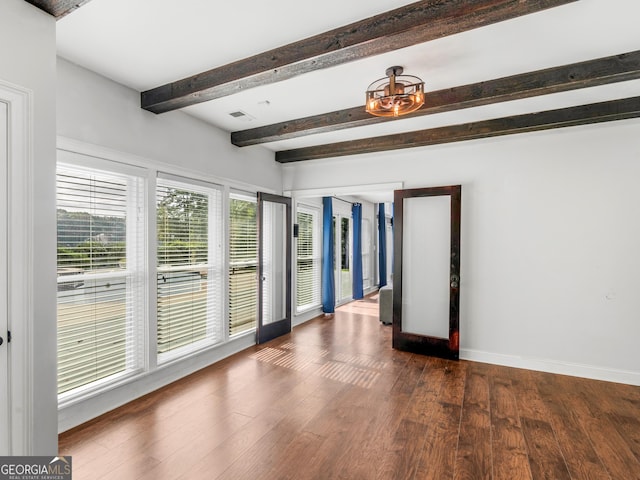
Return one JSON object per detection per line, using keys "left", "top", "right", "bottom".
{"left": 0, "top": 0, "right": 57, "bottom": 454}
{"left": 283, "top": 119, "right": 640, "bottom": 385}
{"left": 57, "top": 58, "right": 282, "bottom": 191}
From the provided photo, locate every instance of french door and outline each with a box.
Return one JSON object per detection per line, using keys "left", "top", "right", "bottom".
{"left": 392, "top": 185, "right": 461, "bottom": 360}
{"left": 257, "top": 193, "right": 292, "bottom": 344}
{"left": 0, "top": 101, "right": 9, "bottom": 454}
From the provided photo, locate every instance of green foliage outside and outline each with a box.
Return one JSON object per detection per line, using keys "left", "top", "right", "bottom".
{"left": 229, "top": 198, "right": 257, "bottom": 264}
{"left": 57, "top": 241, "right": 126, "bottom": 270}
{"left": 157, "top": 188, "right": 209, "bottom": 266}
{"left": 57, "top": 207, "right": 127, "bottom": 271}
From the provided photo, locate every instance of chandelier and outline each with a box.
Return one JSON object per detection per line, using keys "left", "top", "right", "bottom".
{"left": 365, "top": 66, "right": 425, "bottom": 117}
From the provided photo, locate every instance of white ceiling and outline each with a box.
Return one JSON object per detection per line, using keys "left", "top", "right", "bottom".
{"left": 55, "top": 0, "right": 640, "bottom": 202}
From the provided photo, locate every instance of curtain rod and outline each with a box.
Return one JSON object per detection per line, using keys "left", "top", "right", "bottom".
{"left": 332, "top": 196, "right": 354, "bottom": 205}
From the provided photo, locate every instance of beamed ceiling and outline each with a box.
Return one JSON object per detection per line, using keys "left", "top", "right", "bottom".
{"left": 27, "top": 0, "right": 640, "bottom": 163}
{"left": 25, "top": 0, "right": 92, "bottom": 19}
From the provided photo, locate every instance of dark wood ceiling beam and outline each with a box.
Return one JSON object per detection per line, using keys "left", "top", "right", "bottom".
{"left": 275, "top": 96, "right": 640, "bottom": 163}
{"left": 24, "top": 0, "right": 93, "bottom": 19}
{"left": 233, "top": 50, "right": 640, "bottom": 146}
{"left": 141, "top": 0, "right": 577, "bottom": 114}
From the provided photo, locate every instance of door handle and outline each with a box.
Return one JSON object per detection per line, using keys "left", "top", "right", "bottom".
{"left": 450, "top": 274, "right": 459, "bottom": 289}
{"left": 0, "top": 336, "right": 3, "bottom": 346}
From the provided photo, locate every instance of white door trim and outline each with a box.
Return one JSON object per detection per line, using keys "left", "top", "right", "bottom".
{"left": 0, "top": 78, "right": 34, "bottom": 455}
{"left": 0, "top": 97, "right": 9, "bottom": 455}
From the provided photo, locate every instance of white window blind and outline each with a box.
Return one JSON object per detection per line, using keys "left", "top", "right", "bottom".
{"left": 156, "top": 177, "right": 223, "bottom": 359}
{"left": 228, "top": 194, "right": 257, "bottom": 336}
{"left": 57, "top": 163, "right": 145, "bottom": 397}
{"left": 296, "top": 206, "right": 321, "bottom": 312}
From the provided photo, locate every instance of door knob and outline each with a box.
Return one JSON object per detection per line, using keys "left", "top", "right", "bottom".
{"left": 0, "top": 336, "right": 3, "bottom": 346}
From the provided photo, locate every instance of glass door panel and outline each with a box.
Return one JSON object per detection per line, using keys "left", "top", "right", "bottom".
{"left": 402, "top": 196, "right": 451, "bottom": 338}
{"left": 257, "top": 193, "right": 291, "bottom": 344}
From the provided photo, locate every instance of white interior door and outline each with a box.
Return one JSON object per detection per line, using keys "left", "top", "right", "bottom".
{"left": 0, "top": 101, "right": 10, "bottom": 454}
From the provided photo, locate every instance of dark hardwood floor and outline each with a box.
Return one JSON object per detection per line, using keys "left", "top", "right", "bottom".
{"left": 59, "top": 296, "right": 640, "bottom": 479}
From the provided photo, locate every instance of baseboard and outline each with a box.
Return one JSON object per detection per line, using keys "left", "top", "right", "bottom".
{"left": 293, "top": 307, "right": 323, "bottom": 327}
{"left": 460, "top": 348, "right": 640, "bottom": 386}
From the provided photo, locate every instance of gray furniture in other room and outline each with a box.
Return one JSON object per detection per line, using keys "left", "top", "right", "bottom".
{"left": 379, "top": 284, "right": 393, "bottom": 325}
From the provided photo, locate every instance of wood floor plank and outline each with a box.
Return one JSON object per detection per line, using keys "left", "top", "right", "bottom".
{"left": 404, "top": 357, "right": 449, "bottom": 425}
{"left": 506, "top": 368, "right": 552, "bottom": 420}
{"left": 375, "top": 418, "right": 430, "bottom": 480}
{"left": 58, "top": 298, "right": 640, "bottom": 480}
{"left": 214, "top": 393, "right": 331, "bottom": 480}
{"left": 520, "top": 417, "right": 571, "bottom": 480}
{"left": 341, "top": 379, "right": 421, "bottom": 479}
{"left": 414, "top": 401, "right": 463, "bottom": 480}
{"left": 566, "top": 379, "right": 640, "bottom": 479}
{"left": 317, "top": 386, "right": 401, "bottom": 479}
{"left": 453, "top": 367, "right": 493, "bottom": 480}
{"left": 175, "top": 408, "right": 288, "bottom": 480}
{"left": 142, "top": 411, "right": 253, "bottom": 470}
{"left": 609, "top": 412, "right": 640, "bottom": 464}
{"left": 263, "top": 430, "right": 327, "bottom": 480}
{"left": 578, "top": 376, "right": 640, "bottom": 466}
{"left": 438, "top": 360, "right": 469, "bottom": 406}
{"left": 489, "top": 375, "right": 533, "bottom": 480}
{"left": 532, "top": 371, "right": 611, "bottom": 480}
{"left": 412, "top": 359, "right": 467, "bottom": 480}
{"left": 294, "top": 391, "right": 391, "bottom": 479}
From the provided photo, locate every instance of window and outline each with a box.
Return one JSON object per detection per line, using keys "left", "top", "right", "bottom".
{"left": 228, "top": 194, "right": 257, "bottom": 336}
{"left": 156, "top": 176, "right": 223, "bottom": 360}
{"left": 296, "top": 205, "right": 321, "bottom": 312}
{"left": 57, "top": 162, "right": 145, "bottom": 397}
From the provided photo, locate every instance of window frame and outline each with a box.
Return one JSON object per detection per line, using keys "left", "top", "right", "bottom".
{"left": 56, "top": 156, "right": 147, "bottom": 404}
{"left": 155, "top": 173, "right": 224, "bottom": 364}
{"left": 228, "top": 190, "right": 258, "bottom": 338}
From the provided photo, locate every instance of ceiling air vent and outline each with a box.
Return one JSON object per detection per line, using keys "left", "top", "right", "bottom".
{"left": 228, "top": 110, "right": 255, "bottom": 122}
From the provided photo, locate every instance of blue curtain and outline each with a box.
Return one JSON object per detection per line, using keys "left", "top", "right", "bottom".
{"left": 378, "top": 203, "right": 387, "bottom": 288}
{"left": 321, "top": 197, "right": 335, "bottom": 313}
{"left": 391, "top": 202, "right": 394, "bottom": 276}
{"left": 352, "top": 203, "right": 364, "bottom": 299}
